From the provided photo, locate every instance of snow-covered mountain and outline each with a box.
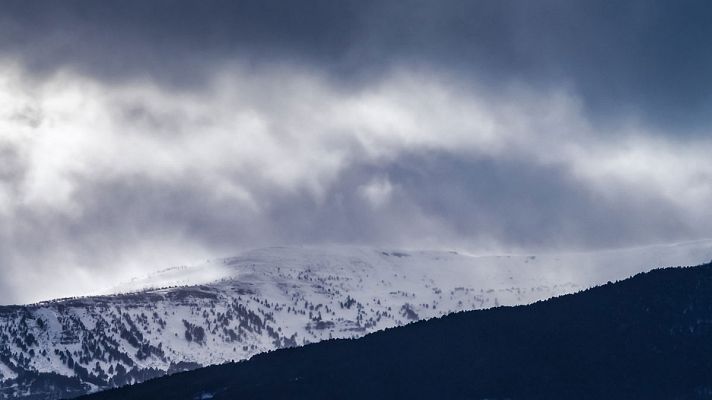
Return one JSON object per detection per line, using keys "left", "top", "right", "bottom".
{"left": 1, "top": 242, "right": 712, "bottom": 399}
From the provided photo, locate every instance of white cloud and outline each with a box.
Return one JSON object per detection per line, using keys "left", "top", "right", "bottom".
{"left": 1, "top": 61, "right": 712, "bottom": 303}
{"left": 359, "top": 176, "right": 393, "bottom": 208}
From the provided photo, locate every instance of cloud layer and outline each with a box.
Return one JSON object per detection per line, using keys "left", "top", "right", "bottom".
{"left": 1, "top": 1, "right": 711, "bottom": 303}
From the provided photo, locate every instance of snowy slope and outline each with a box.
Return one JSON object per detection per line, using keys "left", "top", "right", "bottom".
{"left": 1, "top": 242, "right": 712, "bottom": 399}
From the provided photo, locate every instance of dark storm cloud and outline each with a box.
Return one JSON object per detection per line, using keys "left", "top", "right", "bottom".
{"left": 1, "top": 0, "right": 712, "bottom": 130}
{"left": 0, "top": 0, "right": 370, "bottom": 87}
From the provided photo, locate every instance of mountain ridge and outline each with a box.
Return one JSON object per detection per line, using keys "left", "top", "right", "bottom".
{"left": 1, "top": 243, "right": 712, "bottom": 398}
{"left": 80, "top": 261, "right": 712, "bottom": 400}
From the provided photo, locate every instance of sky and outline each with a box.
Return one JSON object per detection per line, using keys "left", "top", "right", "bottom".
{"left": 1, "top": 0, "right": 712, "bottom": 304}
